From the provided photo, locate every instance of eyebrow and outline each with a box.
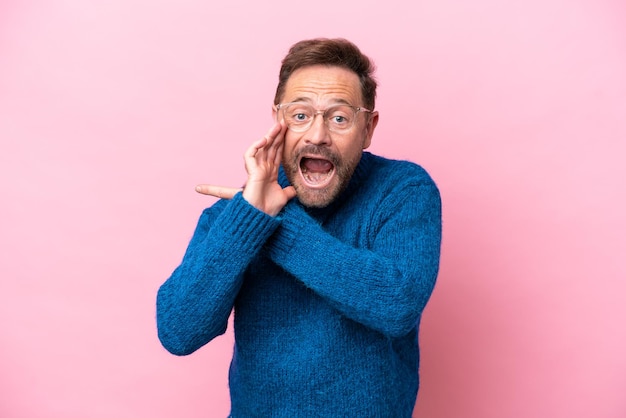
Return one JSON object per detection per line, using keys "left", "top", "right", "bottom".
{"left": 288, "top": 97, "right": 354, "bottom": 107}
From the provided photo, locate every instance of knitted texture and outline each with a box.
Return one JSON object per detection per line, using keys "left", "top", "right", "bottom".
{"left": 157, "top": 152, "right": 442, "bottom": 417}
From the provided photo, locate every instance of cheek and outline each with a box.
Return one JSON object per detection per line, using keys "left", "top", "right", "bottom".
{"left": 339, "top": 138, "right": 364, "bottom": 158}
{"left": 281, "top": 142, "right": 295, "bottom": 164}
{"left": 282, "top": 133, "right": 299, "bottom": 155}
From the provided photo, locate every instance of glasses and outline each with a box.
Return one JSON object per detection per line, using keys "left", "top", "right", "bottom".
{"left": 275, "top": 102, "right": 373, "bottom": 133}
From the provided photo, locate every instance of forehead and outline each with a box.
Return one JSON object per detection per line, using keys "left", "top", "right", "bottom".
{"left": 282, "top": 65, "right": 362, "bottom": 104}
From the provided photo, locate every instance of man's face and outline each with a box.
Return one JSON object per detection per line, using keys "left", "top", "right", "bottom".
{"left": 275, "top": 65, "right": 378, "bottom": 208}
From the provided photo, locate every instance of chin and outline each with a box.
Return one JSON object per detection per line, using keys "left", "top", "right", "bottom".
{"left": 294, "top": 181, "right": 345, "bottom": 208}
{"left": 296, "top": 189, "right": 335, "bottom": 208}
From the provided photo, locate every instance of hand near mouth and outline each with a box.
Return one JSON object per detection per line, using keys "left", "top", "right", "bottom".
{"left": 195, "top": 122, "right": 296, "bottom": 217}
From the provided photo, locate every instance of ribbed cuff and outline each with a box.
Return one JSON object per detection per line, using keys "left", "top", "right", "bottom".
{"left": 215, "top": 192, "right": 282, "bottom": 252}
{"left": 265, "top": 201, "right": 312, "bottom": 262}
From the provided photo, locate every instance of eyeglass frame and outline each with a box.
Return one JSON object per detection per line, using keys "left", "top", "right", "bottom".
{"left": 274, "top": 101, "right": 374, "bottom": 133}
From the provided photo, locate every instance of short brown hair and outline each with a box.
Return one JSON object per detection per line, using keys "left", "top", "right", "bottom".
{"left": 274, "top": 38, "right": 377, "bottom": 110}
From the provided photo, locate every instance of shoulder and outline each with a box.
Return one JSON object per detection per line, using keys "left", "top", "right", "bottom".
{"left": 352, "top": 153, "right": 441, "bottom": 242}
{"left": 361, "top": 152, "right": 438, "bottom": 190}
{"left": 347, "top": 152, "right": 441, "bottom": 223}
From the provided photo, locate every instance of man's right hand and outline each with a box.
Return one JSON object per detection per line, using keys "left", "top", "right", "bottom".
{"left": 195, "top": 122, "right": 296, "bottom": 217}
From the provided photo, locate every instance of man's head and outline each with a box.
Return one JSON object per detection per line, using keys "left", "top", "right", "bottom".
{"left": 274, "top": 38, "right": 378, "bottom": 110}
{"left": 274, "top": 38, "right": 379, "bottom": 208}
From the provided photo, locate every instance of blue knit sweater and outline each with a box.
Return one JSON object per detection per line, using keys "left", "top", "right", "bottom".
{"left": 157, "top": 152, "right": 442, "bottom": 417}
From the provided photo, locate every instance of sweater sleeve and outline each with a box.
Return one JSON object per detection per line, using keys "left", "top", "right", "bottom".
{"left": 265, "top": 181, "right": 442, "bottom": 338}
{"left": 156, "top": 193, "right": 281, "bottom": 355}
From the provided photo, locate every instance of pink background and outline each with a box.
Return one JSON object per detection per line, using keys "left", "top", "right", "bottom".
{"left": 1, "top": 0, "right": 625, "bottom": 417}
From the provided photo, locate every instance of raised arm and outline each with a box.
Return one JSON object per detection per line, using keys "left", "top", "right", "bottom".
{"left": 156, "top": 195, "right": 280, "bottom": 355}
{"left": 156, "top": 122, "right": 296, "bottom": 355}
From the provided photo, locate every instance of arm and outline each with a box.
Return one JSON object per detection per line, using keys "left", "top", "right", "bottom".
{"left": 157, "top": 122, "right": 295, "bottom": 355}
{"left": 265, "top": 181, "right": 442, "bottom": 338}
{"left": 156, "top": 194, "right": 280, "bottom": 355}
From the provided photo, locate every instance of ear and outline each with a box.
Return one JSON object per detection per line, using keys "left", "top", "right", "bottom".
{"left": 362, "top": 111, "right": 379, "bottom": 149}
{"left": 272, "top": 105, "right": 278, "bottom": 121}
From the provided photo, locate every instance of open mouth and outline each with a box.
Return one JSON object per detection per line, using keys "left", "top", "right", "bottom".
{"left": 299, "top": 156, "right": 335, "bottom": 188}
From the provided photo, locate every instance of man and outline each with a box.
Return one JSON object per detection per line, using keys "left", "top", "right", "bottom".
{"left": 157, "top": 38, "right": 442, "bottom": 417}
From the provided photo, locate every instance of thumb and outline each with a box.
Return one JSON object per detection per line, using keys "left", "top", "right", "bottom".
{"left": 283, "top": 186, "right": 297, "bottom": 201}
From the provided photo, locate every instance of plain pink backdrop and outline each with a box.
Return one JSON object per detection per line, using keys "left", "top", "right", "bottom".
{"left": 1, "top": 0, "right": 625, "bottom": 417}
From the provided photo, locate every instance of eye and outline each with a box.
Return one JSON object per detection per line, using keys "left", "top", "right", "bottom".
{"left": 326, "top": 106, "right": 353, "bottom": 126}
{"left": 285, "top": 104, "right": 313, "bottom": 124}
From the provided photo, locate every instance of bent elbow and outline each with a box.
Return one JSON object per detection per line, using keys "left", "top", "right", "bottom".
{"left": 375, "top": 285, "right": 431, "bottom": 338}
{"left": 156, "top": 312, "right": 228, "bottom": 356}
{"left": 157, "top": 323, "right": 198, "bottom": 356}
{"left": 382, "top": 309, "right": 421, "bottom": 339}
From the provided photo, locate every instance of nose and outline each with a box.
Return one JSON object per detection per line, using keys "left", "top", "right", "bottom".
{"left": 304, "top": 113, "right": 331, "bottom": 146}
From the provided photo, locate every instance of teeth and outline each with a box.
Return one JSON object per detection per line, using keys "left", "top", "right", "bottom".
{"left": 302, "top": 167, "right": 332, "bottom": 185}
{"left": 305, "top": 172, "right": 328, "bottom": 183}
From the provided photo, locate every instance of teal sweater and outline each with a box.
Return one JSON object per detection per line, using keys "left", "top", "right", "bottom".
{"left": 157, "top": 152, "right": 442, "bottom": 417}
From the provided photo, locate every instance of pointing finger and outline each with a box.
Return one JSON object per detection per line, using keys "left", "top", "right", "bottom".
{"left": 195, "top": 184, "right": 242, "bottom": 199}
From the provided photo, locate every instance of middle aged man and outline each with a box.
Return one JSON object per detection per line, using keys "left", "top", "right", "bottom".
{"left": 157, "top": 38, "right": 442, "bottom": 417}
